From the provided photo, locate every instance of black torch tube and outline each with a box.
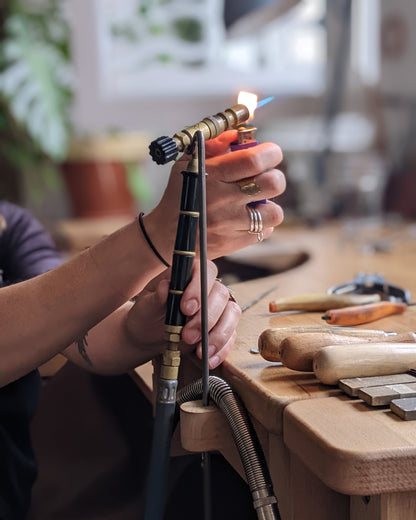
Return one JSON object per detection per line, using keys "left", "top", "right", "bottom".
{"left": 144, "top": 142, "right": 202, "bottom": 520}
{"left": 143, "top": 392, "right": 177, "bottom": 520}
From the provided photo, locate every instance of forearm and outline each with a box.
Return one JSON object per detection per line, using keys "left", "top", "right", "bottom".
{"left": 0, "top": 220, "right": 165, "bottom": 386}
{"left": 62, "top": 302, "right": 164, "bottom": 374}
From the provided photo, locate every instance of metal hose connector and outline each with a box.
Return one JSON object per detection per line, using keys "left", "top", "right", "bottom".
{"left": 177, "top": 375, "right": 281, "bottom": 520}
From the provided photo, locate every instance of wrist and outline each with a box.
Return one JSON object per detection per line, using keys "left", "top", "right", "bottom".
{"left": 141, "top": 210, "right": 176, "bottom": 267}
{"left": 138, "top": 212, "right": 170, "bottom": 268}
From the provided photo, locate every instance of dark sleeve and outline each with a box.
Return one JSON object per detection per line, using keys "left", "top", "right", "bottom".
{"left": 0, "top": 201, "right": 62, "bottom": 284}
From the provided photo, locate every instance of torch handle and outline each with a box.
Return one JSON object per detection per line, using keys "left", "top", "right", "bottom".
{"left": 165, "top": 169, "right": 200, "bottom": 333}
{"left": 144, "top": 160, "right": 202, "bottom": 520}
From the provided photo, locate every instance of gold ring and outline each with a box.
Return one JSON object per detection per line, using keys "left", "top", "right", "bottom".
{"left": 237, "top": 177, "right": 261, "bottom": 196}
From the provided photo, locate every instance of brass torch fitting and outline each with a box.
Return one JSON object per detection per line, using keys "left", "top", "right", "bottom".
{"left": 173, "top": 103, "right": 249, "bottom": 152}
{"left": 149, "top": 103, "right": 249, "bottom": 164}
{"left": 160, "top": 345, "right": 181, "bottom": 380}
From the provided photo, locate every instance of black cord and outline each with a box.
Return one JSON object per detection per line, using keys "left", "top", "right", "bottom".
{"left": 138, "top": 212, "right": 170, "bottom": 268}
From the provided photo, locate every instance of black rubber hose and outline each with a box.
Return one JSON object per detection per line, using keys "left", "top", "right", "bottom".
{"left": 143, "top": 396, "right": 177, "bottom": 520}
{"left": 177, "top": 375, "right": 281, "bottom": 520}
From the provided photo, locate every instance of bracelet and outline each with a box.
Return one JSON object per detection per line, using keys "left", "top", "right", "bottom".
{"left": 137, "top": 212, "right": 170, "bottom": 268}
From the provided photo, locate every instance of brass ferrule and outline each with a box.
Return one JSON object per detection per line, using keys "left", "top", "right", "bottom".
{"left": 180, "top": 210, "right": 199, "bottom": 217}
{"left": 165, "top": 332, "right": 181, "bottom": 343}
{"left": 164, "top": 324, "right": 183, "bottom": 343}
{"left": 165, "top": 324, "right": 183, "bottom": 334}
{"left": 173, "top": 250, "right": 196, "bottom": 257}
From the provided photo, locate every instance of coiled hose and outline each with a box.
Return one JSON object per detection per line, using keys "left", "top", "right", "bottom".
{"left": 177, "top": 375, "right": 281, "bottom": 520}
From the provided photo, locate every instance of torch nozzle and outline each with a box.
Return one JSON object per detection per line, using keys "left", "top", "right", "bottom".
{"left": 149, "top": 103, "right": 250, "bottom": 164}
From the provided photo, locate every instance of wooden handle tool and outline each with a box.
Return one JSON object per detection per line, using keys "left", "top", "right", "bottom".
{"left": 322, "top": 301, "right": 408, "bottom": 326}
{"left": 269, "top": 293, "right": 380, "bottom": 313}
{"left": 279, "top": 332, "right": 416, "bottom": 371}
{"left": 313, "top": 343, "right": 416, "bottom": 385}
{"left": 258, "top": 327, "right": 396, "bottom": 362}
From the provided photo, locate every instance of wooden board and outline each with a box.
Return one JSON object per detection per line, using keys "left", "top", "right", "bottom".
{"left": 284, "top": 395, "right": 416, "bottom": 496}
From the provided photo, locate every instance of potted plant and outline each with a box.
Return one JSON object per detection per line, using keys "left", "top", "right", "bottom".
{"left": 0, "top": 0, "right": 149, "bottom": 219}
{"left": 0, "top": 0, "right": 72, "bottom": 206}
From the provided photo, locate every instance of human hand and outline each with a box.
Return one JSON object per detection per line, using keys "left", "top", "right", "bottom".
{"left": 204, "top": 130, "right": 285, "bottom": 256}
{"left": 125, "top": 259, "right": 241, "bottom": 369}
{"left": 144, "top": 130, "right": 285, "bottom": 263}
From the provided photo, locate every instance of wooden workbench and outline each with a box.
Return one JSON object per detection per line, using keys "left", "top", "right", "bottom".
{"left": 167, "top": 219, "right": 416, "bottom": 520}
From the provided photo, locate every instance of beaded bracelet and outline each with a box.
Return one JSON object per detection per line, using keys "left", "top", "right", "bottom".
{"left": 138, "top": 212, "right": 170, "bottom": 268}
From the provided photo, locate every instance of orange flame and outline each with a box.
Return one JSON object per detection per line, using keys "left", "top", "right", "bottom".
{"left": 238, "top": 91, "right": 258, "bottom": 121}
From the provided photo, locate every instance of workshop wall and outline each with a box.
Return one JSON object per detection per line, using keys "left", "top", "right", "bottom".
{"left": 2, "top": 0, "right": 415, "bottom": 224}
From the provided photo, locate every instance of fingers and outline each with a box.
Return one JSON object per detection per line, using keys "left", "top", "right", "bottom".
{"left": 194, "top": 289, "right": 241, "bottom": 368}
{"left": 180, "top": 260, "right": 218, "bottom": 316}
{"left": 236, "top": 167, "right": 286, "bottom": 203}
{"left": 206, "top": 142, "right": 283, "bottom": 182}
{"left": 180, "top": 262, "right": 241, "bottom": 369}
{"left": 205, "top": 141, "right": 284, "bottom": 213}
{"left": 182, "top": 288, "right": 241, "bottom": 369}
{"left": 205, "top": 198, "right": 284, "bottom": 254}
{"left": 201, "top": 139, "right": 286, "bottom": 258}
{"left": 207, "top": 168, "right": 286, "bottom": 215}
{"left": 153, "top": 134, "right": 286, "bottom": 265}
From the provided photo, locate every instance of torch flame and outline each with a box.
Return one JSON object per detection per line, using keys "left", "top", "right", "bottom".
{"left": 238, "top": 91, "right": 258, "bottom": 121}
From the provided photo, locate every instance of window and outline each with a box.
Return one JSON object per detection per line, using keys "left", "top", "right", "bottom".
{"left": 93, "top": 0, "right": 326, "bottom": 99}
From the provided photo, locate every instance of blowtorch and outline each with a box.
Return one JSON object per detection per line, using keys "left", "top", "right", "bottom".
{"left": 149, "top": 103, "right": 250, "bottom": 164}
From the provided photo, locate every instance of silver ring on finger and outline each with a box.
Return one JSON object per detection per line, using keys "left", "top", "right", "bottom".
{"left": 247, "top": 207, "right": 264, "bottom": 242}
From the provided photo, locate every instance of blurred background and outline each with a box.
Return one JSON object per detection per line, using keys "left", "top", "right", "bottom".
{"left": 1, "top": 0, "right": 415, "bottom": 246}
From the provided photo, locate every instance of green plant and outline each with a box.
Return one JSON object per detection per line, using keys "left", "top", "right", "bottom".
{"left": 0, "top": 0, "right": 73, "bottom": 203}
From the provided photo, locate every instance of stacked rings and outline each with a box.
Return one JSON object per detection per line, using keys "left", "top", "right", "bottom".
{"left": 247, "top": 206, "right": 264, "bottom": 242}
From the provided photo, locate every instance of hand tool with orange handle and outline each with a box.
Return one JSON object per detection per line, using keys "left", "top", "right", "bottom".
{"left": 313, "top": 343, "right": 416, "bottom": 385}
{"left": 278, "top": 331, "right": 416, "bottom": 372}
{"left": 321, "top": 301, "right": 412, "bottom": 326}
{"left": 269, "top": 292, "right": 381, "bottom": 313}
{"left": 258, "top": 326, "right": 396, "bottom": 362}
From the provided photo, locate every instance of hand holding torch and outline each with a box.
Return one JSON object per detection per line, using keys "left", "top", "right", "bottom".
{"left": 145, "top": 100, "right": 251, "bottom": 520}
